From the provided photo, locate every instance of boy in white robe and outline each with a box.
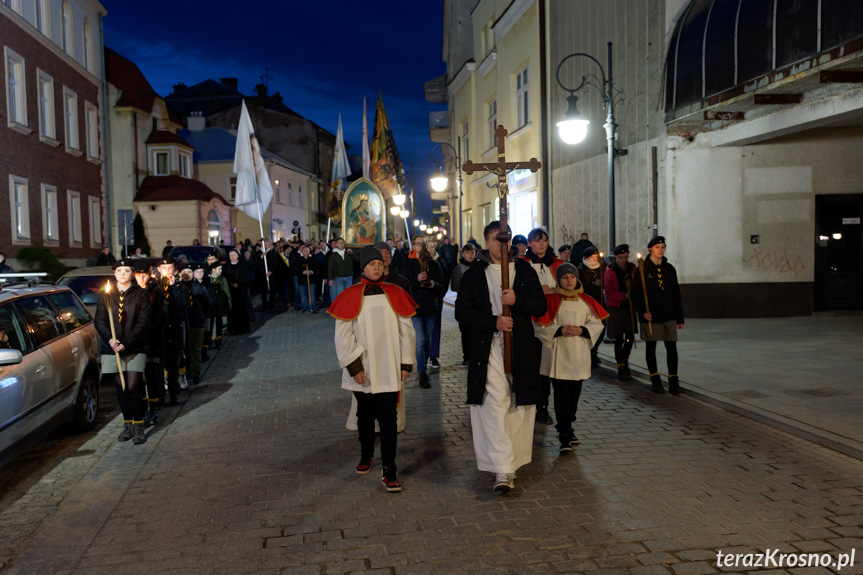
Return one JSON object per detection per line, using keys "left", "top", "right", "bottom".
{"left": 455, "top": 221, "right": 547, "bottom": 493}
{"left": 533, "top": 263, "right": 608, "bottom": 453}
{"left": 329, "top": 246, "right": 417, "bottom": 492}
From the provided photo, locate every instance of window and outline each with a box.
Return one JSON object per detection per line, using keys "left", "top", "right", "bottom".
{"left": 35, "top": 0, "right": 48, "bottom": 34}
{"left": 487, "top": 99, "right": 497, "bottom": 149}
{"left": 41, "top": 184, "right": 59, "bottom": 241}
{"left": 88, "top": 196, "right": 101, "bottom": 245}
{"left": 487, "top": 19, "right": 495, "bottom": 52}
{"left": 63, "top": 87, "right": 79, "bottom": 151}
{"left": 481, "top": 203, "right": 491, "bottom": 229}
{"left": 2, "top": 0, "right": 21, "bottom": 13}
{"left": 0, "top": 304, "right": 33, "bottom": 353}
{"left": 5, "top": 47, "right": 27, "bottom": 128}
{"left": 462, "top": 122, "right": 469, "bottom": 162}
{"left": 18, "top": 296, "right": 65, "bottom": 346}
{"left": 49, "top": 291, "right": 92, "bottom": 330}
{"left": 62, "top": 1, "right": 74, "bottom": 56}
{"left": 9, "top": 175, "right": 31, "bottom": 241}
{"left": 178, "top": 151, "right": 191, "bottom": 177}
{"left": 68, "top": 190, "right": 82, "bottom": 244}
{"left": 85, "top": 102, "right": 98, "bottom": 159}
{"left": 274, "top": 179, "right": 280, "bottom": 203}
{"left": 464, "top": 209, "right": 473, "bottom": 242}
{"left": 229, "top": 176, "right": 237, "bottom": 200}
{"left": 299, "top": 185, "right": 303, "bottom": 208}
{"left": 516, "top": 66, "right": 529, "bottom": 128}
{"left": 83, "top": 20, "right": 94, "bottom": 73}
{"left": 37, "top": 69, "right": 56, "bottom": 140}
{"left": 207, "top": 210, "right": 221, "bottom": 245}
{"left": 154, "top": 151, "right": 169, "bottom": 175}
{"left": 480, "top": 26, "right": 487, "bottom": 57}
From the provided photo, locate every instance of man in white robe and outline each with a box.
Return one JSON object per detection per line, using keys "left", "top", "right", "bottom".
{"left": 455, "top": 221, "right": 547, "bottom": 493}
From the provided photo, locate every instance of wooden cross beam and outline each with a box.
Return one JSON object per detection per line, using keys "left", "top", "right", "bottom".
{"left": 462, "top": 124, "right": 541, "bottom": 374}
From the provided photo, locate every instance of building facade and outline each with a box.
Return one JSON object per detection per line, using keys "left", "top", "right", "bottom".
{"left": 2, "top": 0, "right": 106, "bottom": 267}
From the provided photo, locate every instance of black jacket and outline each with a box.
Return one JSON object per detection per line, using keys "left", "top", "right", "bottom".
{"left": 184, "top": 279, "right": 212, "bottom": 329}
{"left": 577, "top": 263, "right": 604, "bottom": 303}
{"left": 293, "top": 255, "right": 320, "bottom": 281}
{"left": 631, "top": 256, "right": 684, "bottom": 325}
{"left": 144, "top": 279, "right": 167, "bottom": 356}
{"left": 405, "top": 252, "right": 445, "bottom": 316}
{"left": 455, "top": 250, "right": 547, "bottom": 406}
{"left": 95, "top": 283, "right": 152, "bottom": 355}
{"left": 384, "top": 267, "right": 412, "bottom": 295}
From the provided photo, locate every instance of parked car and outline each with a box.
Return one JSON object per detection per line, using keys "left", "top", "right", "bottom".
{"left": 169, "top": 246, "right": 220, "bottom": 268}
{"left": 0, "top": 282, "right": 101, "bottom": 468}
{"left": 56, "top": 266, "right": 114, "bottom": 316}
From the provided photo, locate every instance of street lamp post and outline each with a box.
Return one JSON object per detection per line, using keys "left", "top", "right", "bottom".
{"left": 556, "top": 42, "right": 627, "bottom": 254}
{"left": 429, "top": 138, "right": 463, "bottom": 246}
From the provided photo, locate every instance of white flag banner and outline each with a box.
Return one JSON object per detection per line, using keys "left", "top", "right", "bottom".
{"left": 233, "top": 100, "right": 274, "bottom": 221}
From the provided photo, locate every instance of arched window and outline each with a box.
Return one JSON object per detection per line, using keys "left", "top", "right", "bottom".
{"left": 207, "top": 210, "right": 221, "bottom": 246}
{"left": 61, "top": 1, "right": 74, "bottom": 56}
{"left": 83, "top": 19, "right": 94, "bottom": 73}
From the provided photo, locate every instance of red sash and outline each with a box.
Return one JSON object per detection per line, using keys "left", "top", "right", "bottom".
{"left": 327, "top": 278, "right": 418, "bottom": 321}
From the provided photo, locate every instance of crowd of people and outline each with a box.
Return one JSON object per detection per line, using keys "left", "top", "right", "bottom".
{"left": 91, "top": 228, "right": 683, "bottom": 496}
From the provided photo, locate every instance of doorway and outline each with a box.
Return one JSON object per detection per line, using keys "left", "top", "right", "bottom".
{"left": 815, "top": 194, "right": 863, "bottom": 310}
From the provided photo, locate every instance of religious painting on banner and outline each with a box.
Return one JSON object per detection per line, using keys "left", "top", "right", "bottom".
{"left": 341, "top": 177, "right": 386, "bottom": 247}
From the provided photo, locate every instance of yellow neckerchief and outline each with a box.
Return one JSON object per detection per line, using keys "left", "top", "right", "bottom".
{"left": 553, "top": 284, "right": 584, "bottom": 300}
{"left": 116, "top": 283, "right": 132, "bottom": 323}
{"left": 279, "top": 251, "right": 290, "bottom": 267}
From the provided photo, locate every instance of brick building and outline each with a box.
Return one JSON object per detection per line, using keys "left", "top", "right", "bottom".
{"left": 2, "top": 0, "right": 107, "bottom": 268}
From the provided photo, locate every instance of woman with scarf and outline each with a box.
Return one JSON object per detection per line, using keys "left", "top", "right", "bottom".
{"left": 223, "top": 250, "right": 254, "bottom": 334}
{"left": 523, "top": 227, "right": 566, "bottom": 426}
{"left": 577, "top": 246, "right": 607, "bottom": 367}
{"left": 95, "top": 259, "right": 152, "bottom": 445}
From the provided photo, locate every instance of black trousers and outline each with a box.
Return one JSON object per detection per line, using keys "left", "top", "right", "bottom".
{"left": 614, "top": 334, "right": 634, "bottom": 365}
{"left": 115, "top": 371, "right": 145, "bottom": 422}
{"left": 552, "top": 378, "right": 583, "bottom": 442}
{"left": 459, "top": 324, "right": 469, "bottom": 361}
{"left": 144, "top": 356, "right": 165, "bottom": 405}
{"left": 535, "top": 338, "right": 551, "bottom": 410}
{"left": 353, "top": 391, "right": 398, "bottom": 472}
{"left": 164, "top": 324, "right": 183, "bottom": 398}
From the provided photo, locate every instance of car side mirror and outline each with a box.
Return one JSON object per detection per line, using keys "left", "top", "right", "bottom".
{"left": 0, "top": 348, "right": 23, "bottom": 366}
{"left": 81, "top": 292, "right": 98, "bottom": 305}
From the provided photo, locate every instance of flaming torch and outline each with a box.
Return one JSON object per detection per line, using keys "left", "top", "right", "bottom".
{"left": 105, "top": 282, "right": 126, "bottom": 390}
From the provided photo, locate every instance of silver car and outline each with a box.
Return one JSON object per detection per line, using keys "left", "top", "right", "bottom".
{"left": 0, "top": 283, "right": 101, "bottom": 467}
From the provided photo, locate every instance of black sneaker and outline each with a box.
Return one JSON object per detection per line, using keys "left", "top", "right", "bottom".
{"left": 591, "top": 354, "right": 601, "bottom": 367}
{"left": 560, "top": 441, "right": 573, "bottom": 455}
{"left": 355, "top": 457, "right": 374, "bottom": 475}
{"left": 651, "top": 374, "right": 666, "bottom": 394}
{"left": 381, "top": 468, "right": 402, "bottom": 492}
{"left": 570, "top": 435, "right": 580, "bottom": 445}
{"left": 429, "top": 358, "right": 441, "bottom": 373}
{"left": 617, "top": 364, "right": 632, "bottom": 381}
{"left": 668, "top": 376, "right": 682, "bottom": 396}
{"left": 535, "top": 408, "right": 553, "bottom": 425}
{"left": 419, "top": 372, "right": 431, "bottom": 388}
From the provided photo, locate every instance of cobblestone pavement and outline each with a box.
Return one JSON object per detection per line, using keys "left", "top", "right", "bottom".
{"left": 1, "top": 306, "right": 862, "bottom": 575}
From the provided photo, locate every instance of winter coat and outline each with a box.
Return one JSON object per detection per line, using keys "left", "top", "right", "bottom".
{"left": 405, "top": 251, "right": 445, "bottom": 317}
{"left": 631, "top": 256, "right": 684, "bottom": 325}
{"left": 210, "top": 275, "right": 232, "bottom": 316}
{"left": 450, "top": 258, "right": 472, "bottom": 293}
{"left": 578, "top": 262, "right": 605, "bottom": 303}
{"left": 184, "top": 279, "right": 212, "bottom": 329}
{"left": 384, "top": 267, "right": 412, "bottom": 295}
{"left": 95, "top": 283, "right": 151, "bottom": 355}
{"left": 454, "top": 250, "right": 547, "bottom": 406}
{"left": 144, "top": 279, "right": 167, "bottom": 356}
{"left": 327, "top": 250, "right": 355, "bottom": 279}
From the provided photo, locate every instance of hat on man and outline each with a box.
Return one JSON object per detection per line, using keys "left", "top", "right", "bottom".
{"left": 112, "top": 258, "right": 135, "bottom": 270}
{"left": 613, "top": 244, "right": 630, "bottom": 255}
{"left": 647, "top": 236, "right": 666, "bottom": 248}
{"left": 583, "top": 246, "right": 599, "bottom": 258}
{"left": 159, "top": 257, "right": 175, "bottom": 266}
{"left": 208, "top": 262, "right": 223, "bottom": 271}
{"left": 360, "top": 245, "right": 383, "bottom": 269}
{"left": 133, "top": 260, "right": 151, "bottom": 273}
{"left": 373, "top": 241, "right": 391, "bottom": 254}
{"left": 558, "top": 244, "right": 571, "bottom": 253}
{"left": 511, "top": 234, "right": 528, "bottom": 246}
{"left": 555, "top": 262, "right": 579, "bottom": 284}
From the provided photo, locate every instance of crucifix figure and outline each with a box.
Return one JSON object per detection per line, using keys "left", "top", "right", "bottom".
{"left": 462, "top": 124, "right": 541, "bottom": 373}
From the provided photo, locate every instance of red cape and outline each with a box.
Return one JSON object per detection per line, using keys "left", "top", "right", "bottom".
{"left": 534, "top": 293, "right": 609, "bottom": 326}
{"left": 327, "top": 278, "right": 418, "bottom": 321}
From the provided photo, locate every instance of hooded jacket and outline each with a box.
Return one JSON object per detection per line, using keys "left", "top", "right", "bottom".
{"left": 454, "top": 248, "right": 547, "bottom": 405}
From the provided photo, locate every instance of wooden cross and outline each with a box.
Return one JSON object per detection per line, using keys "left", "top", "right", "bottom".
{"left": 462, "top": 124, "right": 541, "bottom": 374}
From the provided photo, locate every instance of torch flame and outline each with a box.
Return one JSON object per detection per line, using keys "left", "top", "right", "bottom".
{"left": 636, "top": 253, "right": 642, "bottom": 260}
{"left": 105, "top": 281, "right": 111, "bottom": 294}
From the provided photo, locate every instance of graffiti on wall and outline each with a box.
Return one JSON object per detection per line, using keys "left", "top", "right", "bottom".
{"left": 746, "top": 248, "right": 805, "bottom": 277}
{"left": 558, "top": 225, "right": 575, "bottom": 247}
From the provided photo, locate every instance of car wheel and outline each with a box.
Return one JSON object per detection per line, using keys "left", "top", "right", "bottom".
{"left": 72, "top": 372, "right": 99, "bottom": 432}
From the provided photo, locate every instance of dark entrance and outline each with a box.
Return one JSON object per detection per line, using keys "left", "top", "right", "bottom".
{"left": 815, "top": 194, "right": 863, "bottom": 310}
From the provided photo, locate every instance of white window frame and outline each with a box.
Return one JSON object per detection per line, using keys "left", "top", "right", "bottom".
{"left": 62, "top": 1, "right": 74, "bottom": 56}
{"left": 63, "top": 86, "right": 80, "bottom": 153}
{"left": 487, "top": 98, "right": 497, "bottom": 149}
{"left": 298, "top": 185, "right": 303, "bottom": 209}
{"left": 462, "top": 122, "right": 469, "bottom": 162}
{"left": 85, "top": 101, "right": 98, "bottom": 159}
{"left": 178, "top": 150, "right": 192, "bottom": 178}
{"left": 37, "top": 69, "right": 57, "bottom": 142}
{"left": 9, "top": 174, "right": 31, "bottom": 244}
{"left": 82, "top": 19, "right": 94, "bottom": 73}
{"left": 464, "top": 209, "right": 472, "bottom": 242}
{"left": 516, "top": 66, "right": 529, "bottom": 128}
{"left": 229, "top": 176, "right": 237, "bottom": 201}
{"left": 67, "top": 190, "right": 82, "bottom": 245}
{"left": 5, "top": 47, "right": 28, "bottom": 130}
{"left": 153, "top": 150, "right": 170, "bottom": 175}
{"left": 88, "top": 195, "right": 101, "bottom": 246}
{"left": 3, "top": 0, "right": 22, "bottom": 14}
{"left": 41, "top": 184, "right": 59, "bottom": 242}
{"left": 35, "top": 0, "right": 50, "bottom": 34}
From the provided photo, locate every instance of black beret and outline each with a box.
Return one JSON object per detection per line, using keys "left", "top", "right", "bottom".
{"left": 583, "top": 246, "right": 599, "bottom": 258}
{"left": 558, "top": 245, "right": 571, "bottom": 253}
{"left": 360, "top": 245, "right": 383, "bottom": 269}
{"left": 112, "top": 258, "right": 135, "bottom": 270}
{"left": 613, "top": 244, "right": 630, "bottom": 255}
{"left": 647, "top": 236, "right": 666, "bottom": 248}
{"left": 133, "top": 260, "right": 152, "bottom": 273}
{"left": 191, "top": 263, "right": 204, "bottom": 271}
{"left": 512, "top": 235, "right": 528, "bottom": 245}
{"left": 159, "top": 257, "right": 175, "bottom": 266}
{"left": 208, "top": 262, "right": 222, "bottom": 271}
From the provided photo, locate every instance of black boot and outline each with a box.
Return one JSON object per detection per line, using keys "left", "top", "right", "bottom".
{"left": 617, "top": 363, "right": 632, "bottom": 381}
{"left": 117, "top": 422, "right": 133, "bottom": 442}
{"left": 132, "top": 423, "right": 147, "bottom": 445}
{"left": 650, "top": 374, "right": 665, "bottom": 394}
{"left": 151, "top": 405, "right": 161, "bottom": 424}
{"left": 419, "top": 372, "right": 431, "bottom": 389}
{"left": 668, "top": 376, "right": 682, "bottom": 396}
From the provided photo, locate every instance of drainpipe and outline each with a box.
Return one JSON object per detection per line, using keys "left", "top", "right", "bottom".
{"left": 98, "top": 13, "right": 113, "bottom": 251}
{"left": 539, "top": 0, "right": 551, "bottom": 233}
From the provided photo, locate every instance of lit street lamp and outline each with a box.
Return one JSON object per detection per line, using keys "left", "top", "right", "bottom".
{"left": 429, "top": 141, "right": 464, "bottom": 244}
{"left": 556, "top": 42, "right": 627, "bottom": 253}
